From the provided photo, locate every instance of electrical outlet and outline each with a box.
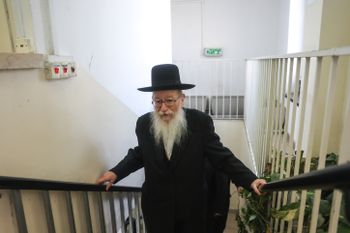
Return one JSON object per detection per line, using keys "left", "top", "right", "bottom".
{"left": 15, "top": 38, "right": 33, "bottom": 53}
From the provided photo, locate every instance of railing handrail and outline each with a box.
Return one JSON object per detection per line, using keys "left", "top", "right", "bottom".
{"left": 262, "top": 163, "right": 350, "bottom": 222}
{"left": 0, "top": 176, "right": 141, "bottom": 192}
{"left": 248, "top": 45, "right": 350, "bottom": 60}
{"left": 262, "top": 162, "right": 350, "bottom": 192}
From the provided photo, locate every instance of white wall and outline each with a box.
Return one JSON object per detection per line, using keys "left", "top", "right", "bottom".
{"left": 171, "top": 0, "right": 290, "bottom": 102}
{"left": 171, "top": 0, "right": 290, "bottom": 60}
{"left": 303, "top": 0, "right": 323, "bottom": 51}
{"left": 0, "top": 67, "right": 143, "bottom": 185}
{"left": 31, "top": 0, "right": 173, "bottom": 116}
{"left": 287, "top": 0, "right": 305, "bottom": 53}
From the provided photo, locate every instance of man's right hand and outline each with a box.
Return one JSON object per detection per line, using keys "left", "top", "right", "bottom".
{"left": 96, "top": 171, "right": 117, "bottom": 191}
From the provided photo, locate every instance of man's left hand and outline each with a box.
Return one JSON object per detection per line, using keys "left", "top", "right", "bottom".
{"left": 250, "top": 179, "right": 267, "bottom": 195}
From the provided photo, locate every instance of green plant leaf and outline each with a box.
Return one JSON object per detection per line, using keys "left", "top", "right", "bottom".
{"left": 272, "top": 208, "right": 299, "bottom": 221}
{"left": 249, "top": 215, "right": 257, "bottom": 222}
{"left": 317, "top": 214, "right": 325, "bottom": 227}
{"left": 283, "top": 208, "right": 299, "bottom": 221}
{"left": 279, "top": 202, "right": 300, "bottom": 211}
{"left": 319, "top": 199, "right": 330, "bottom": 216}
{"left": 325, "top": 153, "right": 338, "bottom": 166}
{"left": 271, "top": 201, "right": 300, "bottom": 220}
{"left": 337, "top": 222, "right": 350, "bottom": 233}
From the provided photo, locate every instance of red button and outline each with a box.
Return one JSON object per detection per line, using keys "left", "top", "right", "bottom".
{"left": 54, "top": 67, "right": 60, "bottom": 74}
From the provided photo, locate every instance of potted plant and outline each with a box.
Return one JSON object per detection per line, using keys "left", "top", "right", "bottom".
{"left": 237, "top": 153, "right": 350, "bottom": 233}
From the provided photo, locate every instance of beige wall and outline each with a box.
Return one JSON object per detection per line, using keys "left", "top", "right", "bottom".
{"left": 319, "top": 0, "right": 350, "bottom": 49}
{"left": 0, "top": 66, "right": 140, "bottom": 184}
{"left": 214, "top": 120, "right": 254, "bottom": 171}
{"left": 0, "top": 1, "right": 12, "bottom": 52}
{"left": 317, "top": 0, "right": 350, "bottom": 154}
{"left": 302, "top": 0, "right": 350, "bottom": 157}
{"left": 303, "top": 0, "right": 350, "bottom": 50}
{"left": 0, "top": 66, "right": 143, "bottom": 232}
{"left": 214, "top": 120, "right": 254, "bottom": 210}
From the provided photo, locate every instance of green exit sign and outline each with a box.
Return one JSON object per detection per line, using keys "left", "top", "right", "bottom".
{"left": 203, "top": 48, "right": 223, "bottom": 57}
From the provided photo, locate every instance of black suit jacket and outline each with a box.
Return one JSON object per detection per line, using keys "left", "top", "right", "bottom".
{"left": 111, "top": 108, "right": 257, "bottom": 233}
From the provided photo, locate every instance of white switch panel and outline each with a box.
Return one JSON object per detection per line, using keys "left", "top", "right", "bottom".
{"left": 45, "top": 56, "right": 77, "bottom": 80}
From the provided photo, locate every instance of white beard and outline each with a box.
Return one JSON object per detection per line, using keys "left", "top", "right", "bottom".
{"left": 151, "top": 108, "right": 188, "bottom": 160}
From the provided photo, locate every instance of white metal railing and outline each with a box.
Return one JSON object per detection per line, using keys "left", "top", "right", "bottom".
{"left": 245, "top": 46, "right": 350, "bottom": 233}
{"left": 174, "top": 60, "right": 245, "bottom": 119}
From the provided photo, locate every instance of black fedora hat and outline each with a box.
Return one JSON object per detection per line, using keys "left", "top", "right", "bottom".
{"left": 138, "top": 64, "right": 195, "bottom": 92}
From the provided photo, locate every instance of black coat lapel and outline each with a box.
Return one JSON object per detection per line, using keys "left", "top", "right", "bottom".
{"left": 169, "top": 129, "right": 192, "bottom": 169}
{"left": 153, "top": 139, "right": 169, "bottom": 166}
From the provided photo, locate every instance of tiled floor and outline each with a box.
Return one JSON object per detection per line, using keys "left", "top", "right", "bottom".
{"left": 224, "top": 210, "right": 239, "bottom": 233}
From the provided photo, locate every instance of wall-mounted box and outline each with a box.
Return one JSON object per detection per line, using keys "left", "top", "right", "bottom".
{"left": 45, "top": 55, "right": 77, "bottom": 80}
{"left": 15, "top": 38, "right": 33, "bottom": 53}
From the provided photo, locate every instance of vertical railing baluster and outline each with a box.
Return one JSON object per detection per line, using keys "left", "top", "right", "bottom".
{"left": 261, "top": 59, "right": 272, "bottom": 174}
{"left": 292, "top": 57, "right": 310, "bottom": 178}
{"left": 215, "top": 62, "right": 218, "bottom": 119}
{"left": 127, "top": 192, "right": 134, "bottom": 233}
{"left": 42, "top": 191, "right": 56, "bottom": 233}
{"left": 137, "top": 193, "right": 146, "bottom": 233}
{"left": 328, "top": 190, "right": 343, "bottom": 232}
{"left": 255, "top": 61, "right": 262, "bottom": 174}
{"left": 10, "top": 190, "right": 28, "bottom": 233}
{"left": 133, "top": 192, "right": 141, "bottom": 233}
{"left": 257, "top": 60, "right": 262, "bottom": 172}
{"left": 97, "top": 192, "right": 106, "bottom": 233}
{"left": 264, "top": 59, "right": 275, "bottom": 170}
{"left": 108, "top": 192, "right": 117, "bottom": 233}
{"left": 65, "top": 191, "right": 76, "bottom": 233}
{"left": 221, "top": 62, "right": 225, "bottom": 119}
{"left": 119, "top": 192, "right": 126, "bottom": 233}
{"left": 228, "top": 62, "right": 233, "bottom": 118}
{"left": 82, "top": 192, "right": 93, "bottom": 233}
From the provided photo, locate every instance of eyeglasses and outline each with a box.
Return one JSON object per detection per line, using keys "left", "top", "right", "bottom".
{"left": 152, "top": 96, "right": 181, "bottom": 108}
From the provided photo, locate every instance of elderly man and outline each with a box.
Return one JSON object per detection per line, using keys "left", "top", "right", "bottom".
{"left": 97, "top": 64, "right": 266, "bottom": 233}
